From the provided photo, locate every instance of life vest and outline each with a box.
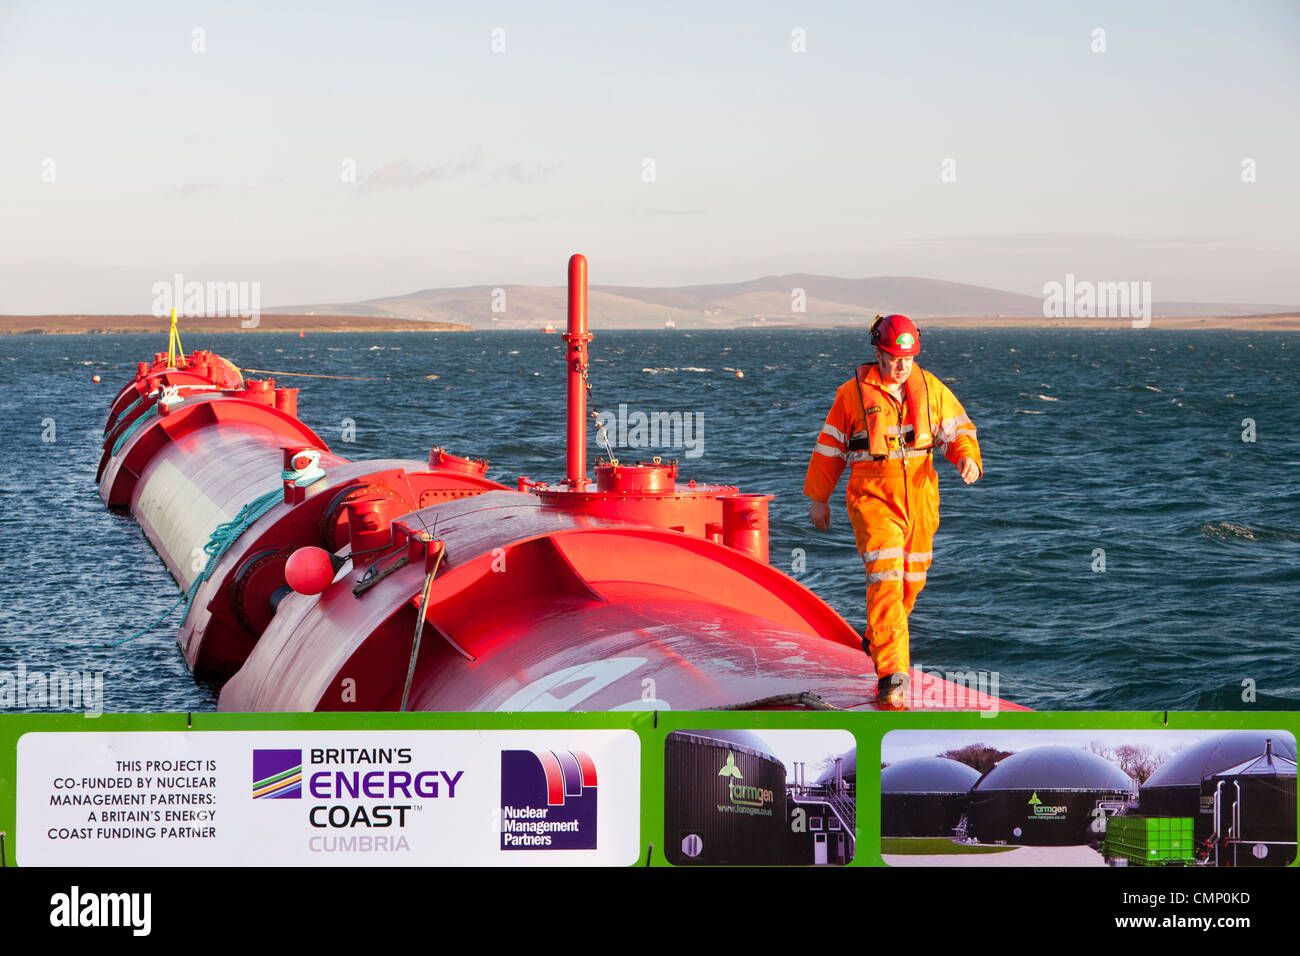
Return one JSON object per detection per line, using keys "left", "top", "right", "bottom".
{"left": 849, "top": 363, "right": 934, "bottom": 459}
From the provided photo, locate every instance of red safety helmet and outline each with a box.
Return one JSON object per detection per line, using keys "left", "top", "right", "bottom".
{"left": 871, "top": 314, "right": 921, "bottom": 356}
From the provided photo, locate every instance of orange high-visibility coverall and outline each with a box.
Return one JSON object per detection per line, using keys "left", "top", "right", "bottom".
{"left": 803, "top": 363, "right": 982, "bottom": 678}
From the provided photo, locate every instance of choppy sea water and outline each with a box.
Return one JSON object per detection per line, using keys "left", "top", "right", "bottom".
{"left": 1, "top": 328, "right": 1296, "bottom": 712}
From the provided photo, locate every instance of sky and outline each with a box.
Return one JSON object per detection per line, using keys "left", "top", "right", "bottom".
{"left": 1, "top": 0, "right": 1297, "bottom": 313}
{"left": 881, "top": 729, "right": 1296, "bottom": 764}
{"left": 753, "top": 729, "right": 855, "bottom": 784}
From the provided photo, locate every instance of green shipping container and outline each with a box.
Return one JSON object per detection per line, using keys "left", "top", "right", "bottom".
{"left": 1103, "top": 816, "right": 1195, "bottom": 866}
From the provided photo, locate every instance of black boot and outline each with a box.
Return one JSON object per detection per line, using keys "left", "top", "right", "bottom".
{"left": 877, "top": 672, "right": 910, "bottom": 708}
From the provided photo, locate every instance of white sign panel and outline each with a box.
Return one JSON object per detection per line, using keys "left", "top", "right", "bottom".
{"left": 18, "top": 730, "right": 639, "bottom": 866}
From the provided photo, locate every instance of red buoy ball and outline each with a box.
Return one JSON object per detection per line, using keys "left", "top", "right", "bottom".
{"left": 92, "top": 374, "right": 101, "bottom": 383}
{"left": 285, "top": 546, "right": 336, "bottom": 595}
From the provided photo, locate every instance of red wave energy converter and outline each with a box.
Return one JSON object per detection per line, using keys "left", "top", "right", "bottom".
{"left": 97, "top": 254, "right": 1023, "bottom": 714}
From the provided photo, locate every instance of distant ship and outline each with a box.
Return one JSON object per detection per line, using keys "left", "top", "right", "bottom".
{"left": 664, "top": 318, "right": 676, "bottom": 329}
{"left": 542, "top": 322, "right": 557, "bottom": 333}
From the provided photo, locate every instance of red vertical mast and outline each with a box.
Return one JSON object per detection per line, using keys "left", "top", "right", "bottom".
{"left": 565, "top": 253, "right": 592, "bottom": 487}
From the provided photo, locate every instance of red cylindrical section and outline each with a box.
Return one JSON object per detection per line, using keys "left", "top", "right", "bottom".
{"left": 566, "top": 253, "right": 588, "bottom": 487}
{"left": 721, "top": 494, "right": 774, "bottom": 563}
{"left": 245, "top": 379, "right": 276, "bottom": 405}
{"left": 275, "top": 387, "right": 298, "bottom": 417}
{"left": 429, "top": 446, "right": 489, "bottom": 477}
{"left": 346, "top": 494, "right": 399, "bottom": 559}
{"left": 595, "top": 462, "right": 677, "bottom": 494}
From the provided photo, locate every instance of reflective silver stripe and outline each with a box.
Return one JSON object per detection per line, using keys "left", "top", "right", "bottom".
{"left": 861, "top": 547, "right": 905, "bottom": 562}
{"left": 866, "top": 569, "right": 905, "bottom": 583}
{"left": 815, "top": 442, "right": 846, "bottom": 459}
{"left": 850, "top": 430, "right": 869, "bottom": 441}
{"left": 904, "top": 551, "right": 932, "bottom": 563}
{"left": 885, "top": 424, "right": 914, "bottom": 436}
{"left": 849, "top": 447, "right": 931, "bottom": 462}
{"left": 820, "top": 423, "right": 846, "bottom": 443}
{"left": 937, "top": 414, "right": 975, "bottom": 444}
{"left": 937, "top": 432, "right": 973, "bottom": 454}
{"left": 903, "top": 571, "right": 928, "bottom": 582}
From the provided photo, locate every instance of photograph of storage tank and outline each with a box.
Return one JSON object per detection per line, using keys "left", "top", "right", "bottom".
{"left": 664, "top": 729, "right": 855, "bottom": 866}
{"left": 881, "top": 729, "right": 1295, "bottom": 867}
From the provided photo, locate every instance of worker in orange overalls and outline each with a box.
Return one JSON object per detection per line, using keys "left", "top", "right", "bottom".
{"left": 804, "top": 315, "right": 982, "bottom": 708}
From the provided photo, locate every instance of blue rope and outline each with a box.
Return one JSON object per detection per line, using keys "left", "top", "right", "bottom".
{"left": 107, "top": 462, "right": 326, "bottom": 648}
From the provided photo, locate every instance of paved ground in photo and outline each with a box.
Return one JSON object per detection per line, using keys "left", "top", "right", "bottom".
{"left": 884, "top": 844, "right": 1107, "bottom": 867}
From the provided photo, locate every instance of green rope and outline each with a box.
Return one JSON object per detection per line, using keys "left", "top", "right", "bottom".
{"left": 199, "top": 489, "right": 285, "bottom": 576}
{"left": 106, "top": 589, "right": 192, "bottom": 649}
{"left": 110, "top": 403, "right": 159, "bottom": 457}
{"left": 105, "top": 386, "right": 221, "bottom": 451}
{"left": 107, "top": 461, "right": 326, "bottom": 648}
{"left": 704, "top": 691, "right": 844, "bottom": 711}
{"left": 103, "top": 392, "right": 148, "bottom": 438}
{"left": 105, "top": 489, "right": 281, "bottom": 648}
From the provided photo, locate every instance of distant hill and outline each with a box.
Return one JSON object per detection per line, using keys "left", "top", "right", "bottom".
{"left": 266, "top": 275, "right": 1299, "bottom": 330}
{"left": 0, "top": 314, "right": 471, "bottom": 335}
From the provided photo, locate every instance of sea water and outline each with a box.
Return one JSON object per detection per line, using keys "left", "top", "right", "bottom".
{"left": 1, "top": 328, "right": 1295, "bottom": 712}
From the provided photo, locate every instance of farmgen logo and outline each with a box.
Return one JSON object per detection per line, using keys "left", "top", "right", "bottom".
{"left": 1027, "top": 792, "right": 1067, "bottom": 820}
{"left": 717, "top": 751, "right": 773, "bottom": 812}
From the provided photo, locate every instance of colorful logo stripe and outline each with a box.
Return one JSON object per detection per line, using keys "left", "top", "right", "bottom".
{"left": 253, "top": 766, "right": 302, "bottom": 799}
{"left": 572, "top": 751, "right": 597, "bottom": 788}
{"left": 252, "top": 750, "right": 304, "bottom": 800}
{"left": 534, "top": 750, "right": 598, "bottom": 806}
{"left": 537, "top": 751, "right": 566, "bottom": 806}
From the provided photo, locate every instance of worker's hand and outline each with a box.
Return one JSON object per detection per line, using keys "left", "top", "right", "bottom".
{"left": 809, "top": 500, "right": 831, "bottom": 530}
{"left": 958, "top": 457, "right": 981, "bottom": 484}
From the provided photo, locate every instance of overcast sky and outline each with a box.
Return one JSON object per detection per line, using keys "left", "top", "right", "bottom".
{"left": 755, "top": 729, "right": 855, "bottom": 783}
{"left": 881, "top": 729, "right": 1296, "bottom": 763}
{"left": 2, "top": 0, "right": 1297, "bottom": 313}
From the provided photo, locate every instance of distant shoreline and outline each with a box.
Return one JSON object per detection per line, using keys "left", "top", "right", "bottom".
{"left": 2, "top": 313, "right": 1297, "bottom": 334}
{"left": 0, "top": 314, "right": 473, "bottom": 335}
{"left": 843, "top": 313, "right": 1300, "bottom": 331}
